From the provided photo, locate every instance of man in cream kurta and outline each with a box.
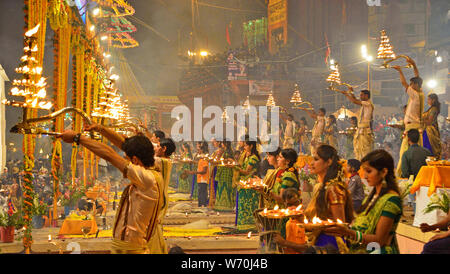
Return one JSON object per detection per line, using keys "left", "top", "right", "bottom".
{"left": 58, "top": 130, "right": 162, "bottom": 254}
{"left": 283, "top": 114, "right": 296, "bottom": 149}
{"left": 341, "top": 88, "right": 374, "bottom": 160}
{"left": 393, "top": 59, "right": 424, "bottom": 177}
{"left": 306, "top": 108, "right": 326, "bottom": 156}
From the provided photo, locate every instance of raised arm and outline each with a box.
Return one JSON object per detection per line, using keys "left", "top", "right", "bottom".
{"left": 84, "top": 123, "right": 126, "bottom": 151}
{"left": 343, "top": 87, "right": 362, "bottom": 106}
{"left": 305, "top": 109, "right": 317, "bottom": 120}
{"left": 58, "top": 130, "right": 128, "bottom": 174}
{"left": 392, "top": 66, "right": 409, "bottom": 90}
{"left": 406, "top": 56, "right": 419, "bottom": 78}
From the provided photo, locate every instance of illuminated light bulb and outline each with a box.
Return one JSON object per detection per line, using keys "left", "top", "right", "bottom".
{"left": 247, "top": 232, "right": 252, "bottom": 238}
{"left": 295, "top": 204, "right": 302, "bottom": 211}
{"left": 304, "top": 216, "right": 308, "bottom": 224}
{"left": 427, "top": 79, "right": 437, "bottom": 89}
{"left": 101, "top": 35, "right": 108, "bottom": 41}
{"left": 436, "top": 56, "right": 442, "bottom": 63}
{"left": 93, "top": 8, "right": 100, "bottom": 16}
{"left": 274, "top": 205, "right": 279, "bottom": 211}
{"left": 89, "top": 25, "right": 95, "bottom": 32}
{"left": 337, "top": 219, "right": 343, "bottom": 224}
{"left": 25, "top": 24, "right": 40, "bottom": 37}
{"left": 263, "top": 208, "right": 267, "bottom": 214}
{"left": 327, "top": 219, "right": 333, "bottom": 224}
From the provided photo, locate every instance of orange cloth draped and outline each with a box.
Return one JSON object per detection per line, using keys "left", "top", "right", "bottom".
{"left": 410, "top": 166, "right": 450, "bottom": 196}
{"left": 58, "top": 219, "right": 98, "bottom": 235}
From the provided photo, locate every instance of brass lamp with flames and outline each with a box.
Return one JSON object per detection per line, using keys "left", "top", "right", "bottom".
{"left": 266, "top": 92, "right": 276, "bottom": 108}
{"left": 326, "top": 63, "right": 352, "bottom": 94}
{"left": 3, "top": 24, "right": 94, "bottom": 137}
{"left": 290, "top": 84, "right": 313, "bottom": 111}
{"left": 377, "top": 30, "right": 413, "bottom": 69}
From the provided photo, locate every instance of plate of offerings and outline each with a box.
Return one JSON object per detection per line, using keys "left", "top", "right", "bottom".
{"left": 237, "top": 178, "right": 266, "bottom": 189}
{"left": 258, "top": 205, "right": 304, "bottom": 219}
{"left": 427, "top": 160, "right": 450, "bottom": 166}
{"left": 218, "top": 159, "right": 238, "bottom": 167}
{"left": 297, "top": 216, "right": 348, "bottom": 231}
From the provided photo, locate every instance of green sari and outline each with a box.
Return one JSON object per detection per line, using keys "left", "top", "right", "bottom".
{"left": 236, "top": 154, "right": 260, "bottom": 230}
{"left": 349, "top": 193, "right": 402, "bottom": 254}
{"left": 177, "top": 152, "right": 192, "bottom": 193}
{"left": 423, "top": 106, "right": 441, "bottom": 159}
{"left": 214, "top": 150, "right": 235, "bottom": 211}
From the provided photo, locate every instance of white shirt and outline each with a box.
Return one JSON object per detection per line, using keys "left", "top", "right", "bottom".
{"left": 312, "top": 116, "right": 325, "bottom": 137}
{"left": 285, "top": 120, "right": 295, "bottom": 138}
{"left": 358, "top": 100, "right": 374, "bottom": 128}
{"left": 404, "top": 86, "right": 423, "bottom": 125}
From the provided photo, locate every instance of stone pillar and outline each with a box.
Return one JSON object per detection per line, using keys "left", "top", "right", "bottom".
{"left": 0, "top": 64, "right": 9, "bottom": 174}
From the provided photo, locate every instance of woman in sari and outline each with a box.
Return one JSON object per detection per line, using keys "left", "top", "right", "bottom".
{"left": 324, "top": 149, "right": 403, "bottom": 254}
{"left": 235, "top": 139, "right": 260, "bottom": 231}
{"left": 268, "top": 148, "right": 300, "bottom": 206}
{"left": 177, "top": 143, "right": 192, "bottom": 194}
{"left": 208, "top": 138, "right": 224, "bottom": 208}
{"left": 303, "top": 144, "right": 354, "bottom": 253}
{"left": 324, "top": 115, "right": 338, "bottom": 149}
{"left": 422, "top": 93, "right": 442, "bottom": 159}
{"left": 257, "top": 147, "right": 281, "bottom": 209}
{"left": 214, "top": 140, "right": 235, "bottom": 211}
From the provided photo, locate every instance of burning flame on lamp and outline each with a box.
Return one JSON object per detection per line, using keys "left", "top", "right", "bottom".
{"left": 274, "top": 205, "right": 279, "bottom": 211}
{"left": 25, "top": 24, "right": 40, "bottom": 37}
{"left": 247, "top": 232, "right": 252, "bottom": 238}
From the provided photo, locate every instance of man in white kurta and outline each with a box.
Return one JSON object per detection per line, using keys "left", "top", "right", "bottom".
{"left": 393, "top": 59, "right": 424, "bottom": 177}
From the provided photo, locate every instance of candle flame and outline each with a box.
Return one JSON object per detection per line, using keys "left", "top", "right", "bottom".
{"left": 48, "top": 235, "right": 51, "bottom": 241}
{"left": 337, "top": 219, "right": 343, "bottom": 224}
{"left": 295, "top": 204, "right": 302, "bottom": 211}
{"left": 327, "top": 219, "right": 333, "bottom": 224}
{"left": 25, "top": 24, "right": 40, "bottom": 37}
{"left": 274, "top": 205, "right": 279, "bottom": 210}
{"left": 247, "top": 232, "right": 252, "bottom": 238}
{"left": 263, "top": 208, "right": 267, "bottom": 214}
{"left": 304, "top": 216, "right": 308, "bottom": 224}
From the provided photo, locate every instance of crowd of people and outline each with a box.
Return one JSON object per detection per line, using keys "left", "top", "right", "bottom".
{"left": 1, "top": 53, "right": 448, "bottom": 255}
